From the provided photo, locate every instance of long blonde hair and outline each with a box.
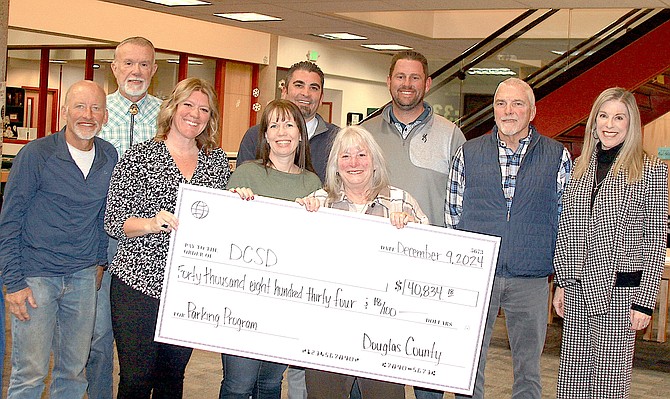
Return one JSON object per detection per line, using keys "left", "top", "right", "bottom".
{"left": 573, "top": 87, "right": 645, "bottom": 183}
{"left": 155, "top": 78, "right": 220, "bottom": 154}
{"left": 323, "top": 126, "right": 390, "bottom": 203}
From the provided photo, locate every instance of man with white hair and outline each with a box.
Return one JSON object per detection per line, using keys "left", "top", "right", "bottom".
{"left": 446, "top": 78, "right": 572, "bottom": 399}
{"left": 90, "top": 36, "right": 162, "bottom": 399}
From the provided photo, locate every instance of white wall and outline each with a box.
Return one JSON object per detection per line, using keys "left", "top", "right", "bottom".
{"left": 277, "top": 37, "right": 391, "bottom": 126}
{"left": 325, "top": 76, "right": 388, "bottom": 127}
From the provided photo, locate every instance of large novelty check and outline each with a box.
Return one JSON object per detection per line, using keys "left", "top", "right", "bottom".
{"left": 156, "top": 184, "right": 500, "bottom": 394}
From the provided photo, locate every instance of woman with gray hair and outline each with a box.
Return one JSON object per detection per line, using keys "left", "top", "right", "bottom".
{"left": 296, "top": 125, "right": 428, "bottom": 398}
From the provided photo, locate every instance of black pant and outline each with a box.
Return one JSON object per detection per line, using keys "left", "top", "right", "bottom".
{"left": 111, "top": 276, "right": 193, "bottom": 399}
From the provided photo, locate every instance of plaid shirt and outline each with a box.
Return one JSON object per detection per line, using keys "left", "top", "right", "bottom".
{"left": 99, "top": 91, "right": 162, "bottom": 158}
{"left": 388, "top": 104, "right": 431, "bottom": 139}
{"left": 308, "top": 186, "right": 430, "bottom": 225}
{"left": 446, "top": 126, "right": 572, "bottom": 228}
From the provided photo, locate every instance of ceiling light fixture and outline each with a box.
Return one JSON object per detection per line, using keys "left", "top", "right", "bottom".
{"left": 214, "top": 13, "right": 281, "bottom": 22}
{"left": 466, "top": 68, "right": 516, "bottom": 76}
{"left": 551, "top": 50, "right": 595, "bottom": 57}
{"left": 167, "top": 59, "right": 204, "bottom": 65}
{"left": 361, "top": 44, "right": 412, "bottom": 51}
{"left": 49, "top": 60, "right": 67, "bottom": 64}
{"left": 141, "top": 0, "right": 211, "bottom": 6}
{"left": 315, "top": 33, "right": 367, "bottom": 41}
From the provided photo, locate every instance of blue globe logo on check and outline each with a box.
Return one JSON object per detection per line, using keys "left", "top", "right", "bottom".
{"left": 191, "top": 201, "right": 209, "bottom": 219}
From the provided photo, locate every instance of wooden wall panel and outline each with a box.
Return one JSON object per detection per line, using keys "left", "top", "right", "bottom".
{"left": 221, "top": 62, "right": 252, "bottom": 156}
{"left": 643, "top": 115, "right": 670, "bottom": 210}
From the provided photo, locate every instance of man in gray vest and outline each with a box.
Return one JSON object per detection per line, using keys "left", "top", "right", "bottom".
{"left": 360, "top": 50, "right": 465, "bottom": 399}
{"left": 361, "top": 50, "right": 465, "bottom": 228}
{"left": 446, "top": 78, "right": 572, "bottom": 399}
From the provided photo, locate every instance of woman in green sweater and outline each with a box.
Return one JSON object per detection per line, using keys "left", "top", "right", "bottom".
{"left": 219, "top": 99, "right": 321, "bottom": 399}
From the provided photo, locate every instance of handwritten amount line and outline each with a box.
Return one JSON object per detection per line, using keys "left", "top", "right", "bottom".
{"left": 175, "top": 279, "right": 457, "bottom": 331}
{"left": 181, "top": 255, "right": 386, "bottom": 293}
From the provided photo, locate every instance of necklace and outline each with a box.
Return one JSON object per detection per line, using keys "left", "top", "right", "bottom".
{"left": 592, "top": 170, "right": 607, "bottom": 196}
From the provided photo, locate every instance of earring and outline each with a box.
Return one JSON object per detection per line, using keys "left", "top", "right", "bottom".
{"left": 592, "top": 127, "right": 598, "bottom": 139}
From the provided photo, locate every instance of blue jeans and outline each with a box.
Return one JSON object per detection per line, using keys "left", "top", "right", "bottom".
{"left": 7, "top": 266, "right": 97, "bottom": 399}
{"left": 287, "top": 367, "right": 307, "bottom": 399}
{"left": 219, "top": 354, "right": 287, "bottom": 399}
{"left": 413, "top": 387, "right": 444, "bottom": 399}
{"left": 85, "top": 236, "right": 117, "bottom": 399}
{"left": 455, "top": 276, "right": 548, "bottom": 399}
{"left": 86, "top": 269, "right": 114, "bottom": 399}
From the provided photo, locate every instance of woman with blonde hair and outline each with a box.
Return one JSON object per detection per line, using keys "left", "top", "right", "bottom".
{"left": 552, "top": 87, "right": 667, "bottom": 398}
{"left": 106, "top": 77, "right": 230, "bottom": 398}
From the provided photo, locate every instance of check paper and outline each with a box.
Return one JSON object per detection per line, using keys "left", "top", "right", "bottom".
{"left": 156, "top": 184, "right": 500, "bottom": 394}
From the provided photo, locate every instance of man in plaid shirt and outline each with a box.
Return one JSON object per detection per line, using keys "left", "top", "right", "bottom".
{"left": 446, "top": 78, "right": 571, "bottom": 399}
{"left": 88, "top": 36, "right": 162, "bottom": 399}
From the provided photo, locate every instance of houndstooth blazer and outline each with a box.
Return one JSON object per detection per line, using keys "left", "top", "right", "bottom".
{"left": 554, "top": 150, "right": 668, "bottom": 316}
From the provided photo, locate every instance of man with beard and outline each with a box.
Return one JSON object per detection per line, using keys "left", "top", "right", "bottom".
{"left": 446, "top": 78, "right": 572, "bottom": 399}
{"left": 0, "top": 80, "right": 117, "bottom": 398}
{"left": 101, "top": 36, "right": 160, "bottom": 154}
{"left": 85, "top": 36, "right": 161, "bottom": 399}
{"left": 361, "top": 50, "right": 465, "bottom": 228}
{"left": 236, "top": 61, "right": 338, "bottom": 182}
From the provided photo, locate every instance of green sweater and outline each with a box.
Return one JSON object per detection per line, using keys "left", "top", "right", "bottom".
{"left": 228, "top": 161, "right": 322, "bottom": 201}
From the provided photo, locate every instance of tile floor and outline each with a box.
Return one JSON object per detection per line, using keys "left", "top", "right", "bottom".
{"left": 2, "top": 314, "right": 669, "bottom": 398}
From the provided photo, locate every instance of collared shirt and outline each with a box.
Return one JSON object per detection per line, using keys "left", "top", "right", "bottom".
{"left": 308, "top": 186, "right": 429, "bottom": 225}
{"left": 446, "top": 127, "right": 572, "bottom": 228}
{"left": 306, "top": 117, "right": 318, "bottom": 140}
{"left": 389, "top": 104, "right": 432, "bottom": 139}
{"left": 99, "top": 91, "right": 163, "bottom": 158}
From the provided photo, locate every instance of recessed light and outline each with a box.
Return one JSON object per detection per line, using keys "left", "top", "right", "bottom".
{"left": 142, "top": 0, "right": 211, "bottom": 6}
{"left": 167, "top": 59, "right": 204, "bottom": 65}
{"left": 314, "top": 33, "right": 367, "bottom": 41}
{"left": 361, "top": 44, "right": 412, "bottom": 51}
{"left": 551, "top": 50, "right": 594, "bottom": 57}
{"left": 214, "top": 13, "right": 282, "bottom": 22}
{"left": 49, "top": 60, "right": 67, "bottom": 64}
{"left": 466, "top": 68, "right": 516, "bottom": 76}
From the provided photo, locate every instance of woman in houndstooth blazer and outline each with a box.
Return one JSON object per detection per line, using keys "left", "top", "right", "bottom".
{"left": 552, "top": 87, "right": 668, "bottom": 398}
